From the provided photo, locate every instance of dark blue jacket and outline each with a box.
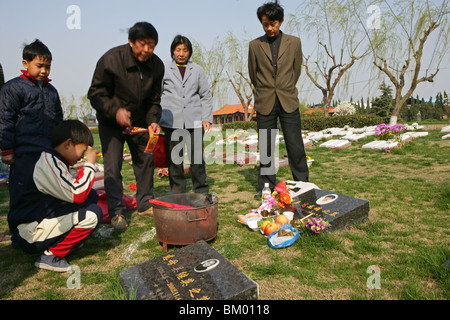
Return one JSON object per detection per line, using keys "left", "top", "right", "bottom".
{"left": 0, "top": 73, "right": 63, "bottom": 156}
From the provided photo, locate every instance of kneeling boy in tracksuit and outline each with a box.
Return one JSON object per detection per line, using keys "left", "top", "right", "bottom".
{"left": 8, "top": 120, "right": 103, "bottom": 272}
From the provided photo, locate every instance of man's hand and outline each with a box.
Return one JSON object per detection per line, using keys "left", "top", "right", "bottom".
{"left": 202, "top": 121, "right": 211, "bottom": 133}
{"left": 85, "top": 147, "right": 98, "bottom": 165}
{"left": 116, "top": 108, "right": 132, "bottom": 128}
{"left": 1, "top": 154, "right": 14, "bottom": 165}
{"left": 148, "top": 123, "right": 161, "bottom": 135}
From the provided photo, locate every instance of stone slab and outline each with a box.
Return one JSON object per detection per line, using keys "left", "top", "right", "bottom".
{"left": 341, "top": 133, "right": 367, "bottom": 141}
{"left": 361, "top": 140, "right": 398, "bottom": 151}
{"left": 303, "top": 139, "right": 313, "bottom": 148}
{"left": 403, "top": 132, "right": 429, "bottom": 139}
{"left": 0, "top": 178, "right": 7, "bottom": 187}
{"left": 123, "top": 153, "right": 132, "bottom": 162}
{"left": 306, "top": 132, "right": 325, "bottom": 141}
{"left": 119, "top": 240, "right": 259, "bottom": 300}
{"left": 291, "top": 188, "right": 370, "bottom": 232}
{"left": 440, "top": 125, "right": 450, "bottom": 134}
{"left": 225, "top": 152, "right": 259, "bottom": 165}
{"left": 319, "top": 139, "right": 351, "bottom": 149}
{"left": 322, "top": 127, "right": 349, "bottom": 136}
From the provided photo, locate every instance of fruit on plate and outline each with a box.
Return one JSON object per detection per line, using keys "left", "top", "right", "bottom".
{"left": 275, "top": 214, "right": 289, "bottom": 226}
{"left": 264, "top": 222, "right": 280, "bottom": 236}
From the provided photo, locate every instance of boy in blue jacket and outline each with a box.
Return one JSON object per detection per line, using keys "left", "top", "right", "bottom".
{"left": 0, "top": 39, "right": 63, "bottom": 165}
{"left": 9, "top": 120, "right": 103, "bottom": 272}
{"left": 0, "top": 39, "right": 63, "bottom": 244}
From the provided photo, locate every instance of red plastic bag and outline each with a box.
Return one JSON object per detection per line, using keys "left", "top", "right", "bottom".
{"left": 96, "top": 191, "right": 137, "bottom": 224}
{"left": 153, "top": 135, "right": 168, "bottom": 168}
{"left": 122, "top": 195, "right": 137, "bottom": 210}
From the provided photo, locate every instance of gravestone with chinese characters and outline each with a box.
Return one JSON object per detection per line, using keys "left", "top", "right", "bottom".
{"left": 119, "top": 240, "right": 259, "bottom": 300}
{"left": 290, "top": 188, "right": 369, "bottom": 231}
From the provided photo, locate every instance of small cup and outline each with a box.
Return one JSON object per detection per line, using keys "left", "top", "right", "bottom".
{"left": 283, "top": 211, "right": 294, "bottom": 221}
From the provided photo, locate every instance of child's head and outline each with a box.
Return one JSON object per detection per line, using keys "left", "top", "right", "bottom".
{"left": 22, "top": 39, "right": 52, "bottom": 81}
{"left": 51, "top": 120, "right": 94, "bottom": 166}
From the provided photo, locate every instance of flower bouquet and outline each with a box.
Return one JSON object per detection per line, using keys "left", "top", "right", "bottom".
{"left": 272, "top": 180, "right": 292, "bottom": 211}
{"left": 290, "top": 214, "right": 330, "bottom": 235}
{"left": 302, "top": 216, "right": 329, "bottom": 234}
{"left": 375, "top": 123, "right": 406, "bottom": 142}
{"left": 156, "top": 168, "right": 169, "bottom": 178}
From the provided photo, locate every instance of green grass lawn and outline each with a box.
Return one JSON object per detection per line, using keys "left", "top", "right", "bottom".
{"left": 0, "top": 127, "right": 449, "bottom": 300}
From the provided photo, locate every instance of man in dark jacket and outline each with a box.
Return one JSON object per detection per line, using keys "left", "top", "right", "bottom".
{"left": 88, "top": 22, "right": 164, "bottom": 230}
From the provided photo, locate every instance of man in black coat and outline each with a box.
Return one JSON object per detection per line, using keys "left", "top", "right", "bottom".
{"left": 88, "top": 22, "right": 164, "bottom": 230}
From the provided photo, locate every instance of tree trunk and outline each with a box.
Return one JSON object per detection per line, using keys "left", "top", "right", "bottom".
{"left": 321, "top": 88, "right": 334, "bottom": 117}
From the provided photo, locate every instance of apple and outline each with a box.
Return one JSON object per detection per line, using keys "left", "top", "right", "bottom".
{"left": 264, "top": 222, "right": 280, "bottom": 236}
{"left": 275, "top": 214, "right": 289, "bottom": 225}
{"left": 260, "top": 220, "right": 271, "bottom": 233}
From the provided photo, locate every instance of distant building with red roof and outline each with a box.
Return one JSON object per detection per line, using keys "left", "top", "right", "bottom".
{"left": 213, "top": 103, "right": 256, "bottom": 124}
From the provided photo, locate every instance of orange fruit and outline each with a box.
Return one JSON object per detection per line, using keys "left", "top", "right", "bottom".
{"left": 264, "top": 222, "right": 280, "bottom": 236}
{"left": 275, "top": 214, "right": 289, "bottom": 225}
{"left": 260, "top": 220, "right": 271, "bottom": 233}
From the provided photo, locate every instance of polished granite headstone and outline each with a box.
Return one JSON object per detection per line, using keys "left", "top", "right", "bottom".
{"left": 290, "top": 188, "right": 369, "bottom": 231}
{"left": 119, "top": 240, "right": 259, "bottom": 300}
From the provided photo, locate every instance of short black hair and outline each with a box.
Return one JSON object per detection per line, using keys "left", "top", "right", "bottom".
{"left": 23, "top": 39, "right": 52, "bottom": 62}
{"left": 257, "top": 0, "right": 284, "bottom": 22}
{"left": 51, "top": 120, "right": 94, "bottom": 148}
{"left": 128, "top": 22, "right": 159, "bottom": 45}
{"left": 170, "top": 35, "right": 193, "bottom": 60}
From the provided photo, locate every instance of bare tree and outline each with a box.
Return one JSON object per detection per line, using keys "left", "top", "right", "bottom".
{"left": 192, "top": 31, "right": 254, "bottom": 114}
{"left": 304, "top": 44, "right": 360, "bottom": 117}
{"left": 363, "top": 0, "right": 449, "bottom": 125}
{"left": 78, "top": 94, "right": 94, "bottom": 124}
{"left": 227, "top": 71, "right": 256, "bottom": 121}
{"left": 224, "top": 32, "right": 256, "bottom": 121}
{"left": 60, "top": 94, "right": 77, "bottom": 120}
{"left": 287, "top": 0, "right": 371, "bottom": 117}
{"left": 191, "top": 37, "right": 229, "bottom": 104}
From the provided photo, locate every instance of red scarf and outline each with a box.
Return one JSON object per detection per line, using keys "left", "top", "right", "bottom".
{"left": 20, "top": 69, "right": 51, "bottom": 84}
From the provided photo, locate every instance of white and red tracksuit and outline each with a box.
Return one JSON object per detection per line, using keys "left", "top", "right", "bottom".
{"left": 8, "top": 148, "right": 103, "bottom": 257}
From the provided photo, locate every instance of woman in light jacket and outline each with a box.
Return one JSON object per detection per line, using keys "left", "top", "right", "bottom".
{"left": 159, "top": 35, "right": 213, "bottom": 194}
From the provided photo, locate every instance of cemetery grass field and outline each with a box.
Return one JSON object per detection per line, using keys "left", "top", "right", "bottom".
{"left": 0, "top": 126, "right": 449, "bottom": 300}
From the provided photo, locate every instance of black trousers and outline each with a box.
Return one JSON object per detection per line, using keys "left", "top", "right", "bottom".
{"left": 163, "top": 127, "right": 209, "bottom": 194}
{"left": 257, "top": 96, "right": 309, "bottom": 191}
{"left": 98, "top": 123, "right": 154, "bottom": 217}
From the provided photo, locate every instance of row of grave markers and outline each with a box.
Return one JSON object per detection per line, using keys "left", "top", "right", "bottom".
{"left": 211, "top": 123, "right": 448, "bottom": 154}
{"left": 303, "top": 123, "right": 440, "bottom": 151}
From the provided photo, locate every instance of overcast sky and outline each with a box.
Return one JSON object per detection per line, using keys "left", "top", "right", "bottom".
{"left": 1, "top": 0, "right": 448, "bottom": 109}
